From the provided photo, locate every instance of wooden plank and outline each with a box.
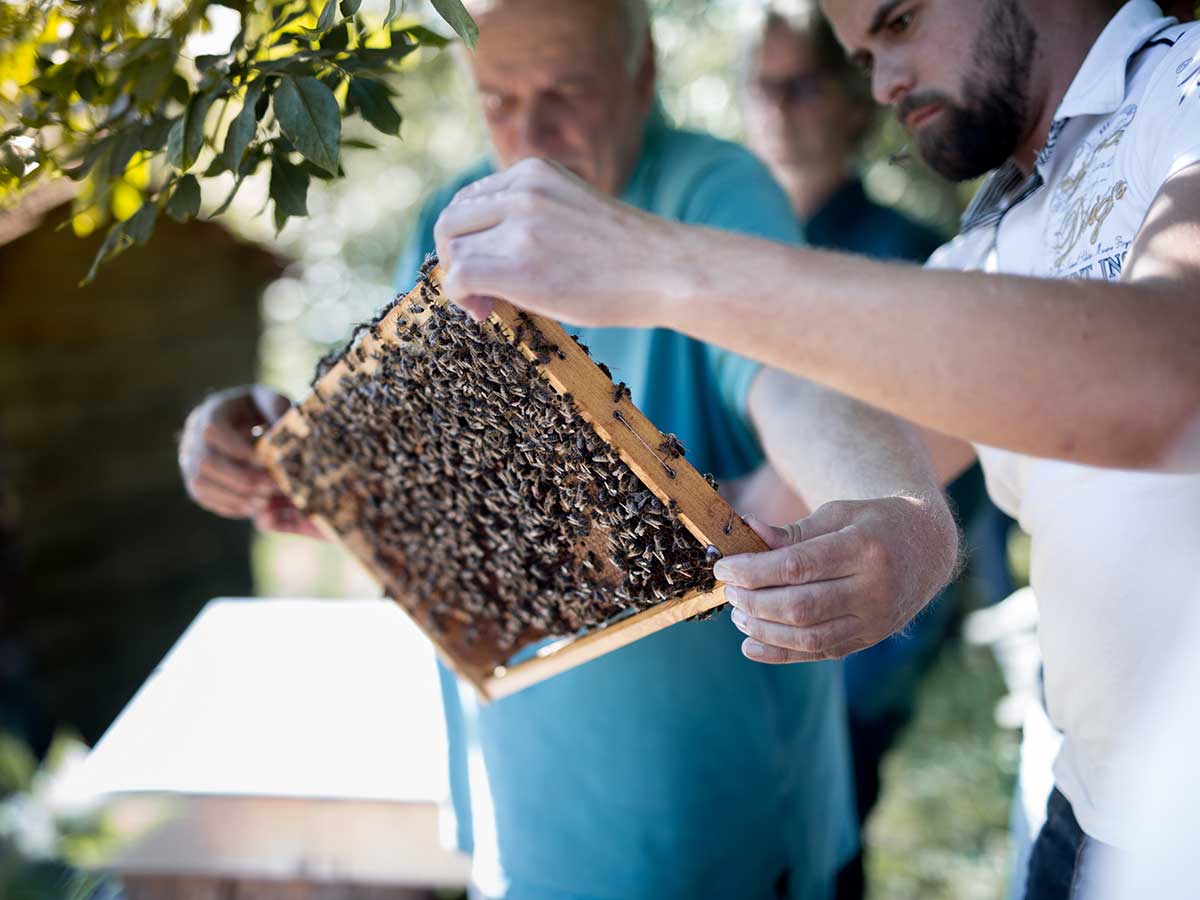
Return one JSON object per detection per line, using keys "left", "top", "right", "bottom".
{"left": 258, "top": 265, "right": 768, "bottom": 700}
{"left": 121, "top": 875, "right": 436, "bottom": 899}
{"left": 483, "top": 583, "right": 730, "bottom": 699}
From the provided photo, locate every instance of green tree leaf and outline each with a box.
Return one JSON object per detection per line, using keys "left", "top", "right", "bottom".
{"left": 166, "top": 174, "right": 201, "bottom": 222}
{"left": 167, "top": 91, "right": 213, "bottom": 172}
{"left": 255, "top": 84, "right": 272, "bottom": 119}
{"left": 0, "top": 142, "right": 27, "bottom": 179}
{"left": 347, "top": 78, "right": 401, "bottom": 136}
{"left": 209, "top": 152, "right": 260, "bottom": 219}
{"left": 140, "top": 116, "right": 174, "bottom": 153}
{"left": 203, "top": 156, "right": 229, "bottom": 177}
{"left": 403, "top": 25, "right": 451, "bottom": 49}
{"left": 165, "top": 116, "right": 185, "bottom": 169}
{"left": 269, "top": 155, "right": 311, "bottom": 232}
{"left": 82, "top": 222, "right": 127, "bottom": 285}
{"left": 273, "top": 76, "right": 340, "bottom": 175}
{"left": 316, "top": 0, "right": 338, "bottom": 34}
{"left": 107, "top": 127, "right": 142, "bottom": 177}
{"left": 31, "top": 62, "right": 80, "bottom": 97}
{"left": 430, "top": 0, "right": 479, "bottom": 48}
{"left": 222, "top": 79, "right": 265, "bottom": 171}
{"left": 169, "top": 73, "right": 191, "bottom": 105}
{"left": 322, "top": 21, "right": 351, "bottom": 52}
{"left": 65, "top": 137, "right": 113, "bottom": 182}
{"left": 194, "top": 53, "right": 227, "bottom": 72}
{"left": 339, "top": 40, "right": 419, "bottom": 72}
{"left": 184, "top": 92, "right": 214, "bottom": 171}
{"left": 125, "top": 200, "right": 158, "bottom": 245}
{"left": 74, "top": 69, "right": 100, "bottom": 102}
{"left": 132, "top": 42, "right": 175, "bottom": 105}
{"left": 5, "top": 0, "right": 459, "bottom": 278}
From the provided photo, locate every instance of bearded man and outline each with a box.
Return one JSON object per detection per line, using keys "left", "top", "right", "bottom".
{"left": 434, "top": 2, "right": 1200, "bottom": 897}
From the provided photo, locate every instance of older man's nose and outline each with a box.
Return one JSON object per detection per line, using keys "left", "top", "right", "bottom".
{"left": 515, "top": 100, "right": 560, "bottom": 155}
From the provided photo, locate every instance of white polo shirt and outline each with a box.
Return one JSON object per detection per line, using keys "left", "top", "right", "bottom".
{"left": 927, "top": 1, "right": 1200, "bottom": 847}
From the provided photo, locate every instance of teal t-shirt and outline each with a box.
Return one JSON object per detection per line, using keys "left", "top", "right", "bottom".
{"left": 395, "top": 113, "right": 856, "bottom": 900}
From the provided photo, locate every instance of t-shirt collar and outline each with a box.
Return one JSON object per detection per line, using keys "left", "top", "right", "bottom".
{"left": 1054, "top": 0, "right": 1176, "bottom": 120}
{"left": 619, "top": 98, "right": 669, "bottom": 204}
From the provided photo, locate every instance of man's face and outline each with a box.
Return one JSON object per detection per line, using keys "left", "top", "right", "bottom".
{"left": 743, "top": 24, "right": 864, "bottom": 175}
{"left": 823, "top": 0, "right": 1038, "bottom": 181}
{"left": 468, "top": 0, "right": 653, "bottom": 196}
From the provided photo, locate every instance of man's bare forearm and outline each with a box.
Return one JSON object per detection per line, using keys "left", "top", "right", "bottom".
{"left": 658, "top": 230, "right": 1200, "bottom": 471}
{"left": 721, "top": 368, "right": 961, "bottom": 650}
{"left": 433, "top": 158, "right": 1199, "bottom": 471}
{"left": 749, "top": 368, "right": 952, "bottom": 514}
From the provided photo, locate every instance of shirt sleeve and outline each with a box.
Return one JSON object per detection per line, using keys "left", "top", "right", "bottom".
{"left": 675, "top": 148, "right": 806, "bottom": 435}
{"left": 392, "top": 163, "right": 492, "bottom": 293}
{"left": 392, "top": 187, "right": 453, "bottom": 294}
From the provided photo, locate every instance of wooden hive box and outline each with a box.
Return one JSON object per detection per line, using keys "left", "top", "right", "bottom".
{"left": 257, "top": 259, "right": 767, "bottom": 700}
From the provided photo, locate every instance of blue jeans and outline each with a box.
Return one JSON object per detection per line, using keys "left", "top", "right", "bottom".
{"left": 1024, "top": 788, "right": 1107, "bottom": 899}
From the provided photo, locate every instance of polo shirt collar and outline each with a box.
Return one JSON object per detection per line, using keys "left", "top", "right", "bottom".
{"left": 619, "top": 97, "right": 670, "bottom": 203}
{"left": 1054, "top": 0, "right": 1175, "bottom": 120}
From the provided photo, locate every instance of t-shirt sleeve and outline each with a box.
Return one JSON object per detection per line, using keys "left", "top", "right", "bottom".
{"left": 1136, "top": 30, "right": 1200, "bottom": 201}
{"left": 392, "top": 187, "right": 453, "bottom": 294}
{"left": 675, "top": 149, "right": 805, "bottom": 434}
{"left": 392, "top": 164, "right": 494, "bottom": 293}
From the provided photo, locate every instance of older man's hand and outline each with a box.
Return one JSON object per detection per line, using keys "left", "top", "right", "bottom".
{"left": 713, "top": 496, "right": 959, "bottom": 663}
{"left": 434, "top": 158, "right": 683, "bottom": 327}
{"left": 179, "top": 385, "right": 322, "bottom": 539}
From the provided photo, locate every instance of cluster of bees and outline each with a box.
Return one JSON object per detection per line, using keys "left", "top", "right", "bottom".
{"left": 270, "top": 262, "right": 718, "bottom": 668}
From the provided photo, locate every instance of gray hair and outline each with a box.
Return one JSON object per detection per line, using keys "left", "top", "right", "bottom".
{"left": 463, "top": 0, "right": 650, "bottom": 76}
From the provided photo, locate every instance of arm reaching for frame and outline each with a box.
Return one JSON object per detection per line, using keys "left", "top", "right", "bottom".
{"left": 714, "top": 367, "right": 960, "bottom": 664}
{"left": 434, "top": 159, "right": 1200, "bottom": 472}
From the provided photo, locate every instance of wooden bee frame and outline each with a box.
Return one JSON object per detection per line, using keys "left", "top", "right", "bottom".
{"left": 258, "top": 266, "right": 767, "bottom": 701}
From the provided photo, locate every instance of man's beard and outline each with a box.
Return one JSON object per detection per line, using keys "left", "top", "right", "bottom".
{"left": 901, "top": 0, "right": 1038, "bottom": 181}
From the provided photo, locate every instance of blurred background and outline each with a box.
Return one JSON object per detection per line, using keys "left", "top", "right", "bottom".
{"left": 0, "top": 0, "right": 1036, "bottom": 896}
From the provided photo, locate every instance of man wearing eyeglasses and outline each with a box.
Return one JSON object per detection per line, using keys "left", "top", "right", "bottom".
{"left": 742, "top": 10, "right": 971, "bottom": 897}
{"left": 742, "top": 5, "right": 943, "bottom": 263}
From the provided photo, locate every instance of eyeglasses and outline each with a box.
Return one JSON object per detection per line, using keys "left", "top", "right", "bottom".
{"left": 751, "top": 72, "right": 826, "bottom": 106}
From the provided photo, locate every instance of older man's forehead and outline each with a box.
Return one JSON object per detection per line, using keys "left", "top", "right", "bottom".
{"left": 473, "top": 19, "right": 621, "bottom": 74}
{"left": 469, "top": 0, "right": 623, "bottom": 26}
{"left": 473, "top": 0, "right": 625, "bottom": 50}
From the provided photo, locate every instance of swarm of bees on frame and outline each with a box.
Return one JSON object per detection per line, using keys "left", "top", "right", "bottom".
{"left": 268, "top": 258, "right": 720, "bottom": 670}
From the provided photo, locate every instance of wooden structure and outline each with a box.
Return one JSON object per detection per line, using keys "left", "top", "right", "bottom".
{"left": 66, "top": 598, "right": 470, "bottom": 899}
{"left": 259, "top": 266, "right": 767, "bottom": 700}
